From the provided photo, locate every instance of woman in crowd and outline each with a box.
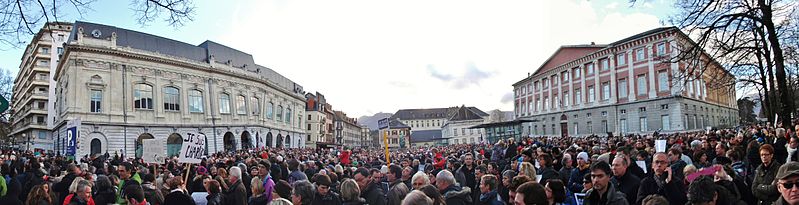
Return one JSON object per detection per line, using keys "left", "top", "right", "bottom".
{"left": 25, "top": 184, "right": 52, "bottom": 205}
{"left": 93, "top": 175, "right": 117, "bottom": 205}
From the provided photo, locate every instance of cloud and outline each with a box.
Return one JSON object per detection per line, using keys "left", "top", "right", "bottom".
{"left": 605, "top": 2, "right": 619, "bottom": 9}
{"left": 501, "top": 92, "right": 515, "bottom": 104}
{"left": 389, "top": 81, "right": 413, "bottom": 88}
{"left": 427, "top": 64, "right": 453, "bottom": 81}
{"left": 453, "top": 62, "right": 493, "bottom": 89}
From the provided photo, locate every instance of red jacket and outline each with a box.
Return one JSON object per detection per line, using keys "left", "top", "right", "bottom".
{"left": 63, "top": 193, "right": 96, "bottom": 205}
{"left": 340, "top": 150, "right": 351, "bottom": 165}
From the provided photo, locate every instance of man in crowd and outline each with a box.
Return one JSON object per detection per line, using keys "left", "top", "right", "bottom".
{"left": 637, "top": 152, "right": 687, "bottom": 205}
{"left": 478, "top": 174, "right": 503, "bottom": 205}
{"left": 225, "top": 166, "right": 247, "bottom": 205}
{"left": 386, "top": 164, "right": 409, "bottom": 205}
{"left": 775, "top": 161, "right": 799, "bottom": 205}
{"left": 116, "top": 162, "right": 142, "bottom": 205}
{"left": 437, "top": 170, "right": 472, "bottom": 205}
{"left": 355, "top": 167, "right": 386, "bottom": 205}
{"left": 611, "top": 154, "right": 640, "bottom": 204}
{"left": 585, "top": 161, "right": 628, "bottom": 205}
{"left": 754, "top": 144, "right": 781, "bottom": 205}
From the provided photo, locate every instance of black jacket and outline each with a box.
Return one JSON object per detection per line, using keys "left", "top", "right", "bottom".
{"left": 164, "top": 191, "right": 197, "bottom": 205}
{"left": 0, "top": 178, "right": 23, "bottom": 205}
{"left": 248, "top": 194, "right": 271, "bottom": 205}
{"left": 54, "top": 173, "right": 78, "bottom": 203}
{"left": 225, "top": 179, "right": 248, "bottom": 205}
{"left": 753, "top": 161, "right": 781, "bottom": 205}
{"left": 312, "top": 192, "right": 343, "bottom": 205}
{"left": 611, "top": 172, "right": 640, "bottom": 205}
{"left": 441, "top": 184, "right": 473, "bottom": 205}
{"left": 636, "top": 173, "right": 686, "bottom": 205}
{"left": 361, "top": 182, "right": 386, "bottom": 205}
{"left": 584, "top": 183, "right": 628, "bottom": 205}
{"left": 476, "top": 190, "right": 503, "bottom": 205}
{"left": 342, "top": 197, "right": 367, "bottom": 205}
{"left": 142, "top": 182, "right": 164, "bottom": 205}
{"left": 93, "top": 188, "right": 117, "bottom": 205}
{"left": 538, "top": 166, "right": 559, "bottom": 183}
{"left": 206, "top": 193, "right": 225, "bottom": 205}
{"left": 775, "top": 138, "right": 789, "bottom": 165}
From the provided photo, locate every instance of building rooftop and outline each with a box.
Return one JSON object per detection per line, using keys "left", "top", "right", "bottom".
{"left": 392, "top": 106, "right": 488, "bottom": 120}
{"left": 410, "top": 130, "right": 443, "bottom": 143}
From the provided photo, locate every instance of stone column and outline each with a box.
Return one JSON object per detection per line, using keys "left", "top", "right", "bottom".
{"left": 647, "top": 44, "right": 657, "bottom": 99}
{"left": 627, "top": 50, "right": 635, "bottom": 101}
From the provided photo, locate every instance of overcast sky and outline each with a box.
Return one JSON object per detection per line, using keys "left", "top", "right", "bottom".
{"left": 0, "top": 0, "right": 676, "bottom": 117}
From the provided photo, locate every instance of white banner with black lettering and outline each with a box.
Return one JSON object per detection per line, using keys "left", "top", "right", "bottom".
{"left": 179, "top": 132, "right": 207, "bottom": 164}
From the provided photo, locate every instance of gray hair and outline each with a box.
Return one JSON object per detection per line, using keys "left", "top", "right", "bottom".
{"left": 293, "top": 180, "right": 316, "bottom": 205}
{"left": 402, "top": 190, "right": 433, "bottom": 205}
{"left": 268, "top": 198, "right": 293, "bottom": 205}
{"left": 411, "top": 171, "right": 429, "bottom": 186}
{"left": 436, "top": 170, "right": 456, "bottom": 186}
{"left": 229, "top": 166, "right": 242, "bottom": 180}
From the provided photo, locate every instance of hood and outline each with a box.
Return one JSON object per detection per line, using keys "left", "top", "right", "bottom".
{"left": 442, "top": 185, "right": 473, "bottom": 203}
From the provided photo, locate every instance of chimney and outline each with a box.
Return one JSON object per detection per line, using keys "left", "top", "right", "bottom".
{"left": 590, "top": 42, "right": 595, "bottom": 45}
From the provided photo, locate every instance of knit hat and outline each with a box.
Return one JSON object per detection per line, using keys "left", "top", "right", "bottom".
{"left": 196, "top": 166, "right": 207, "bottom": 175}
{"left": 577, "top": 152, "right": 589, "bottom": 162}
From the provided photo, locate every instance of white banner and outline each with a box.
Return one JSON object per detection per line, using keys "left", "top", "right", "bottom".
{"left": 179, "top": 132, "right": 207, "bottom": 164}
{"left": 142, "top": 139, "right": 165, "bottom": 164}
{"left": 655, "top": 140, "right": 667, "bottom": 153}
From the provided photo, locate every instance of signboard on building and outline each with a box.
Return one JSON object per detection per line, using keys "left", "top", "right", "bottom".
{"left": 142, "top": 139, "right": 166, "bottom": 164}
{"left": 378, "top": 118, "right": 390, "bottom": 130}
{"left": 178, "top": 132, "right": 206, "bottom": 164}
{"left": 65, "top": 119, "right": 81, "bottom": 157}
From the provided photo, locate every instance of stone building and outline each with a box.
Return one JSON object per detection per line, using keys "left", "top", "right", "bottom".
{"left": 50, "top": 21, "right": 307, "bottom": 157}
{"left": 305, "top": 92, "right": 335, "bottom": 148}
{"left": 512, "top": 27, "right": 738, "bottom": 137}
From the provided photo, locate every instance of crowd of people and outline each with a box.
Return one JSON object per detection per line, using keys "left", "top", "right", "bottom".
{"left": 1, "top": 123, "right": 799, "bottom": 205}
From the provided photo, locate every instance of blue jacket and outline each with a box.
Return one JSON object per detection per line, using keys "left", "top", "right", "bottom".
{"left": 568, "top": 166, "right": 590, "bottom": 193}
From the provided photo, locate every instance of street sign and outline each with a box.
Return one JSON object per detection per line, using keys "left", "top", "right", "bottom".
{"left": 142, "top": 139, "right": 166, "bottom": 164}
{"left": 0, "top": 95, "right": 7, "bottom": 113}
{"left": 179, "top": 132, "right": 207, "bottom": 164}
{"left": 378, "top": 118, "right": 390, "bottom": 130}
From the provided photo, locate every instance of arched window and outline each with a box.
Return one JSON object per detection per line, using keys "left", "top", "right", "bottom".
{"left": 219, "top": 93, "right": 231, "bottom": 114}
{"left": 285, "top": 108, "right": 291, "bottom": 124}
{"left": 163, "top": 86, "right": 180, "bottom": 111}
{"left": 188, "top": 89, "right": 204, "bottom": 113}
{"left": 134, "top": 84, "right": 153, "bottom": 109}
{"left": 276, "top": 105, "right": 283, "bottom": 122}
{"left": 266, "top": 102, "right": 274, "bottom": 119}
{"left": 251, "top": 97, "right": 260, "bottom": 116}
{"left": 236, "top": 95, "right": 247, "bottom": 115}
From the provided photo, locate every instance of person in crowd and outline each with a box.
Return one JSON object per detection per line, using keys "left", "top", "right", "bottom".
{"left": 418, "top": 185, "right": 446, "bottom": 205}
{"left": 458, "top": 153, "right": 478, "bottom": 191}
{"left": 559, "top": 155, "right": 574, "bottom": 185}
{"left": 94, "top": 175, "right": 119, "bottom": 205}
{"left": 215, "top": 168, "right": 229, "bottom": 192}
{"left": 124, "top": 185, "right": 148, "bottom": 205}
{"left": 477, "top": 174, "right": 502, "bottom": 205}
{"left": 288, "top": 159, "right": 308, "bottom": 184}
{"left": 340, "top": 179, "right": 366, "bottom": 205}
{"left": 538, "top": 153, "right": 559, "bottom": 183}
{"left": 116, "top": 162, "right": 142, "bottom": 205}
{"left": 641, "top": 195, "right": 669, "bottom": 205}
{"left": 499, "top": 170, "right": 516, "bottom": 203}
{"left": 53, "top": 164, "right": 80, "bottom": 203}
{"left": 518, "top": 162, "right": 537, "bottom": 182}
{"left": 204, "top": 179, "right": 223, "bottom": 205}
{"left": 569, "top": 152, "right": 591, "bottom": 194}
{"left": 544, "top": 179, "right": 566, "bottom": 205}
{"left": 312, "top": 174, "right": 341, "bottom": 205}
{"left": 610, "top": 154, "right": 640, "bottom": 204}
{"left": 354, "top": 167, "right": 385, "bottom": 205}
{"left": 411, "top": 171, "right": 430, "bottom": 190}
{"left": 637, "top": 152, "right": 687, "bottom": 205}
{"left": 387, "top": 164, "right": 410, "bottom": 205}
{"left": 191, "top": 167, "right": 210, "bottom": 194}
{"left": 163, "top": 177, "right": 195, "bottom": 205}
{"left": 401, "top": 190, "right": 433, "bottom": 205}
{"left": 775, "top": 128, "right": 789, "bottom": 165}
{"left": 437, "top": 170, "right": 472, "bottom": 205}
{"left": 508, "top": 175, "right": 531, "bottom": 204}
{"left": 584, "top": 161, "right": 627, "bottom": 205}
{"left": 513, "top": 182, "right": 547, "bottom": 205}
{"left": 668, "top": 148, "right": 688, "bottom": 181}
{"left": 292, "top": 180, "right": 315, "bottom": 205}
{"left": 274, "top": 180, "right": 292, "bottom": 201}
{"left": 66, "top": 181, "right": 93, "bottom": 205}
{"left": 401, "top": 167, "right": 413, "bottom": 189}
{"left": 774, "top": 161, "right": 799, "bottom": 205}
{"left": 788, "top": 136, "right": 799, "bottom": 162}
{"left": 25, "top": 184, "right": 52, "bottom": 205}
{"left": 248, "top": 177, "right": 269, "bottom": 205}
{"left": 754, "top": 144, "right": 781, "bottom": 205}
{"left": 225, "top": 166, "right": 248, "bottom": 205}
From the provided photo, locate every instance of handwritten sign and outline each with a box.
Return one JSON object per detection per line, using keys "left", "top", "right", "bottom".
{"left": 179, "top": 132, "right": 207, "bottom": 164}
{"left": 655, "top": 140, "right": 667, "bottom": 153}
{"left": 142, "top": 139, "right": 165, "bottom": 164}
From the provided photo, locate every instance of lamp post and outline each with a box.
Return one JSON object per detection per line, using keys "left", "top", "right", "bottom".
{"left": 22, "top": 133, "right": 29, "bottom": 151}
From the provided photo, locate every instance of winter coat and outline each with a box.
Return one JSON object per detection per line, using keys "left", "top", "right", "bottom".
{"left": 342, "top": 197, "right": 367, "bottom": 205}
{"left": 476, "top": 190, "right": 503, "bottom": 205}
{"left": 440, "top": 184, "right": 472, "bottom": 205}
{"left": 584, "top": 183, "right": 628, "bottom": 205}
{"left": 206, "top": 193, "right": 224, "bottom": 205}
{"left": 248, "top": 194, "right": 271, "bottom": 205}
{"left": 224, "top": 179, "right": 248, "bottom": 205}
{"left": 0, "top": 178, "right": 23, "bottom": 205}
{"left": 163, "top": 190, "right": 196, "bottom": 205}
{"left": 559, "top": 166, "right": 573, "bottom": 185}
{"left": 360, "top": 182, "right": 386, "bottom": 205}
{"left": 611, "top": 172, "right": 640, "bottom": 205}
{"left": 753, "top": 161, "right": 781, "bottom": 205}
{"left": 387, "top": 180, "right": 409, "bottom": 205}
{"left": 775, "top": 137, "right": 789, "bottom": 165}
{"left": 288, "top": 170, "right": 308, "bottom": 184}
{"left": 635, "top": 173, "right": 686, "bottom": 205}
{"left": 312, "top": 192, "right": 342, "bottom": 205}
{"left": 115, "top": 173, "right": 142, "bottom": 205}
{"left": 54, "top": 173, "right": 78, "bottom": 203}
{"left": 538, "top": 166, "right": 559, "bottom": 183}
{"left": 92, "top": 188, "right": 117, "bottom": 205}
{"left": 142, "top": 182, "right": 164, "bottom": 205}
{"left": 569, "top": 166, "right": 590, "bottom": 193}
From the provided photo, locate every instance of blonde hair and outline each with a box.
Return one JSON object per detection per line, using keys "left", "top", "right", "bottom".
{"left": 340, "top": 179, "right": 361, "bottom": 201}
{"left": 251, "top": 177, "right": 265, "bottom": 195}
{"left": 519, "top": 162, "right": 537, "bottom": 181}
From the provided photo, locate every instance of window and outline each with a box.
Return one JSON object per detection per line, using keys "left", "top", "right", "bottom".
{"left": 36, "top": 101, "right": 45, "bottom": 109}
{"left": 453, "top": 128, "right": 458, "bottom": 136}
{"left": 461, "top": 128, "right": 466, "bottom": 136}
{"left": 469, "top": 129, "right": 473, "bottom": 135}
{"left": 602, "top": 120, "right": 608, "bottom": 133}
{"left": 188, "top": 90, "right": 203, "bottom": 113}
{"left": 544, "top": 97, "right": 549, "bottom": 109}
{"left": 265, "top": 102, "right": 274, "bottom": 119}
{"left": 543, "top": 125, "right": 546, "bottom": 135}
{"left": 601, "top": 111, "right": 608, "bottom": 117}
{"left": 657, "top": 43, "right": 666, "bottom": 56}
{"left": 90, "top": 90, "right": 102, "bottom": 113}
{"left": 36, "top": 116, "right": 45, "bottom": 124}
{"left": 573, "top": 68, "right": 581, "bottom": 79}
{"left": 37, "top": 73, "right": 48, "bottom": 81}
{"left": 554, "top": 96, "right": 559, "bottom": 108}
{"left": 57, "top": 47, "right": 64, "bottom": 55}
{"left": 602, "top": 82, "right": 610, "bottom": 101}
{"left": 235, "top": 95, "right": 247, "bottom": 115}
{"left": 574, "top": 122, "right": 579, "bottom": 134}
{"left": 639, "top": 107, "right": 647, "bottom": 112}
{"left": 587, "top": 113, "right": 592, "bottom": 117}
{"left": 536, "top": 99, "right": 541, "bottom": 110}
{"left": 620, "top": 119, "right": 627, "bottom": 133}
{"left": 163, "top": 87, "right": 180, "bottom": 111}
{"left": 38, "top": 131, "right": 47, "bottom": 139}
{"left": 636, "top": 48, "right": 645, "bottom": 61}
{"left": 658, "top": 71, "right": 669, "bottom": 91}
{"left": 276, "top": 105, "right": 283, "bottom": 121}
{"left": 617, "top": 54, "right": 626, "bottom": 65}
{"left": 285, "top": 108, "right": 291, "bottom": 124}
{"left": 587, "top": 121, "right": 593, "bottom": 133}
{"left": 575, "top": 89, "right": 581, "bottom": 105}
{"left": 587, "top": 63, "right": 594, "bottom": 75}
{"left": 251, "top": 97, "right": 260, "bottom": 115}
{"left": 219, "top": 93, "right": 231, "bottom": 114}
{"left": 38, "top": 60, "right": 49, "bottom": 66}
{"left": 662, "top": 115, "right": 671, "bottom": 130}
{"left": 618, "top": 79, "right": 627, "bottom": 98}
{"left": 588, "top": 86, "right": 595, "bottom": 103}
{"left": 640, "top": 117, "right": 648, "bottom": 131}
{"left": 134, "top": 84, "right": 153, "bottom": 109}
{"left": 601, "top": 59, "right": 609, "bottom": 71}
{"left": 563, "top": 92, "right": 570, "bottom": 107}
{"left": 661, "top": 104, "right": 669, "bottom": 110}
{"left": 41, "top": 47, "right": 49, "bottom": 54}
{"left": 543, "top": 78, "right": 549, "bottom": 88}
{"left": 308, "top": 115, "right": 312, "bottom": 121}
{"left": 620, "top": 109, "right": 627, "bottom": 114}
{"left": 637, "top": 74, "right": 647, "bottom": 96}
{"left": 562, "top": 71, "right": 569, "bottom": 82}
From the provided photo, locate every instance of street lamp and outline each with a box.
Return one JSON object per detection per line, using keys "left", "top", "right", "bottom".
{"left": 22, "top": 133, "right": 28, "bottom": 151}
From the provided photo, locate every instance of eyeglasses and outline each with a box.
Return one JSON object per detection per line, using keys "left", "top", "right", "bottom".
{"left": 782, "top": 181, "right": 799, "bottom": 189}
{"left": 654, "top": 160, "right": 669, "bottom": 165}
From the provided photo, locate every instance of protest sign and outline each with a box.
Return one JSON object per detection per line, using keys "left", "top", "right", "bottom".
{"left": 142, "top": 139, "right": 165, "bottom": 164}
{"left": 178, "top": 132, "right": 207, "bottom": 164}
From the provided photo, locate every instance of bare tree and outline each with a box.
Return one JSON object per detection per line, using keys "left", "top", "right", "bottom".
{"left": 0, "top": 67, "right": 14, "bottom": 147}
{"left": 633, "top": 0, "right": 799, "bottom": 126}
{"left": 0, "top": 0, "right": 195, "bottom": 48}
